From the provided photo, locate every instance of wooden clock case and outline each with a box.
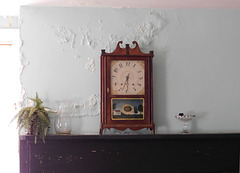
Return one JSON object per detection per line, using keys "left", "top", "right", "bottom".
{"left": 100, "top": 41, "right": 155, "bottom": 134}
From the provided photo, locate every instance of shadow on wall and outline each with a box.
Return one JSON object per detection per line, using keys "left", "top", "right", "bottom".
{"left": 189, "top": 111, "right": 208, "bottom": 133}
{"left": 154, "top": 48, "right": 169, "bottom": 133}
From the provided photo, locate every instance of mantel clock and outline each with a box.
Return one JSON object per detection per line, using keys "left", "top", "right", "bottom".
{"left": 100, "top": 41, "right": 155, "bottom": 134}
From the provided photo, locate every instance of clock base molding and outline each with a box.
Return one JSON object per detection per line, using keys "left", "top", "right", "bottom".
{"left": 100, "top": 123, "right": 155, "bottom": 134}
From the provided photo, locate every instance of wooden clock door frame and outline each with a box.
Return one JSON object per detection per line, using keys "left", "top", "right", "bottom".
{"left": 100, "top": 41, "right": 155, "bottom": 134}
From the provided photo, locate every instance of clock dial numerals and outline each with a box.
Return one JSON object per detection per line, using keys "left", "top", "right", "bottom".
{"left": 111, "top": 60, "right": 145, "bottom": 95}
{"left": 119, "top": 63, "right": 123, "bottom": 68}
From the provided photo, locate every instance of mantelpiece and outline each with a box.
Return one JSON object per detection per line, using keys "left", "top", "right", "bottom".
{"left": 20, "top": 134, "right": 240, "bottom": 173}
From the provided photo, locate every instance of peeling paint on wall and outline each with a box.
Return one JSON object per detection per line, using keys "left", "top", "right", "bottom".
{"left": 19, "top": 38, "right": 29, "bottom": 76}
{"left": 85, "top": 57, "right": 96, "bottom": 72}
{"left": 53, "top": 94, "right": 100, "bottom": 118}
{"left": 19, "top": 34, "right": 29, "bottom": 109}
{"left": 19, "top": 53, "right": 29, "bottom": 73}
{"left": 74, "top": 94, "right": 100, "bottom": 118}
{"left": 100, "top": 10, "right": 177, "bottom": 52}
{"left": 82, "top": 32, "right": 97, "bottom": 49}
{"left": 79, "top": 27, "right": 99, "bottom": 49}
{"left": 125, "top": 10, "right": 166, "bottom": 47}
{"left": 45, "top": 9, "right": 175, "bottom": 55}
{"left": 99, "top": 19, "right": 104, "bottom": 31}
{"left": 106, "top": 34, "right": 121, "bottom": 52}
{"left": 75, "top": 54, "right": 81, "bottom": 59}
{"left": 55, "top": 26, "right": 76, "bottom": 49}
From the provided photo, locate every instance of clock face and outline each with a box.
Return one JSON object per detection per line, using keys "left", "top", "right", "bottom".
{"left": 111, "top": 60, "right": 145, "bottom": 95}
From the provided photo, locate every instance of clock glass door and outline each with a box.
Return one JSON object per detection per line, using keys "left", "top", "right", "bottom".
{"left": 111, "top": 98, "right": 144, "bottom": 120}
{"left": 111, "top": 60, "right": 145, "bottom": 95}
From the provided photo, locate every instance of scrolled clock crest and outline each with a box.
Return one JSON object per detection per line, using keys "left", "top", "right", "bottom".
{"left": 101, "top": 41, "right": 154, "bottom": 56}
{"left": 100, "top": 41, "right": 155, "bottom": 134}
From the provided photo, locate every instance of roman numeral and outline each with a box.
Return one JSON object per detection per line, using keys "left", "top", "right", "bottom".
{"left": 119, "top": 63, "right": 123, "bottom": 68}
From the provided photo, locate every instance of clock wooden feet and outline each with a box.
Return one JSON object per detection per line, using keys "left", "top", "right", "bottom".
{"left": 100, "top": 123, "right": 155, "bottom": 135}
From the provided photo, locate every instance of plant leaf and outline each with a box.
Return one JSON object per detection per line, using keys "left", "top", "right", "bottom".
{"left": 38, "top": 111, "right": 50, "bottom": 125}
{"left": 28, "top": 108, "right": 37, "bottom": 117}
{"left": 34, "top": 136, "right": 37, "bottom": 144}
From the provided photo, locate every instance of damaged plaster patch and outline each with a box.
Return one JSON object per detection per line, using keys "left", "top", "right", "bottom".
{"left": 85, "top": 57, "right": 96, "bottom": 72}
{"left": 19, "top": 37, "right": 29, "bottom": 75}
{"left": 87, "top": 94, "right": 99, "bottom": 109}
{"left": 79, "top": 19, "right": 106, "bottom": 49}
{"left": 53, "top": 94, "right": 100, "bottom": 118}
{"left": 19, "top": 52, "right": 29, "bottom": 74}
{"left": 45, "top": 24, "right": 55, "bottom": 29}
{"left": 101, "top": 10, "right": 178, "bottom": 52}
{"left": 105, "top": 34, "right": 130, "bottom": 53}
{"left": 125, "top": 10, "right": 166, "bottom": 47}
{"left": 19, "top": 35, "right": 29, "bottom": 109}
{"left": 55, "top": 26, "right": 76, "bottom": 49}
{"left": 75, "top": 54, "right": 81, "bottom": 59}
{"left": 99, "top": 20, "right": 104, "bottom": 31}
{"left": 79, "top": 27, "right": 98, "bottom": 49}
{"left": 107, "top": 34, "right": 119, "bottom": 52}
{"left": 74, "top": 94, "right": 100, "bottom": 118}
{"left": 17, "top": 87, "right": 38, "bottom": 110}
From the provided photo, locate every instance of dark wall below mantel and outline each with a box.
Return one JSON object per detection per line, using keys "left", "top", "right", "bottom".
{"left": 20, "top": 134, "right": 240, "bottom": 173}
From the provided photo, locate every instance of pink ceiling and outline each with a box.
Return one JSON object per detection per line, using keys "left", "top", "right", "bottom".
{"left": 20, "top": 0, "right": 240, "bottom": 8}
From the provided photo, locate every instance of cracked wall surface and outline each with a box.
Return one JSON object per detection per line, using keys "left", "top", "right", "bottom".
{"left": 20, "top": 7, "right": 240, "bottom": 134}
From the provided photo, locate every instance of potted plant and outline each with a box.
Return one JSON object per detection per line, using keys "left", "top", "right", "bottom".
{"left": 13, "top": 92, "right": 53, "bottom": 143}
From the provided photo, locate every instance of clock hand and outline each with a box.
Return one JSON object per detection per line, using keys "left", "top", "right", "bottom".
{"left": 120, "top": 73, "right": 130, "bottom": 91}
{"left": 121, "top": 81, "right": 127, "bottom": 91}
{"left": 119, "top": 77, "right": 127, "bottom": 91}
{"left": 126, "top": 73, "right": 130, "bottom": 93}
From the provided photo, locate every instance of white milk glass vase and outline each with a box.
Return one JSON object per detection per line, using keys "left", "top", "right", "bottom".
{"left": 54, "top": 101, "right": 72, "bottom": 135}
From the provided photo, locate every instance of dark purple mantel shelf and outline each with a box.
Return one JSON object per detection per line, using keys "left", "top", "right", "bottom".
{"left": 20, "top": 133, "right": 240, "bottom": 173}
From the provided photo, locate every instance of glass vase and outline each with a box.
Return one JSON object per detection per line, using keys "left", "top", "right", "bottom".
{"left": 54, "top": 101, "right": 72, "bottom": 135}
{"left": 54, "top": 115, "right": 72, "bottom": 135}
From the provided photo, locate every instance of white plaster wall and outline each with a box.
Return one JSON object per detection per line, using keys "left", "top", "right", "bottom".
{"left": 20, "top": 6, "right": 240, "bottom": 134}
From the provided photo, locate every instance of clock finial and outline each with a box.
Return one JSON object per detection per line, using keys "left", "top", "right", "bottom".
{"left": 101, "top": 41, "right": 153, "bottom": 56}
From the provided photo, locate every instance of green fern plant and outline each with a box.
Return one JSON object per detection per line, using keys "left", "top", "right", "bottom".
{"left": 13, "top": 92, "right": 53, "bottom": 143}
